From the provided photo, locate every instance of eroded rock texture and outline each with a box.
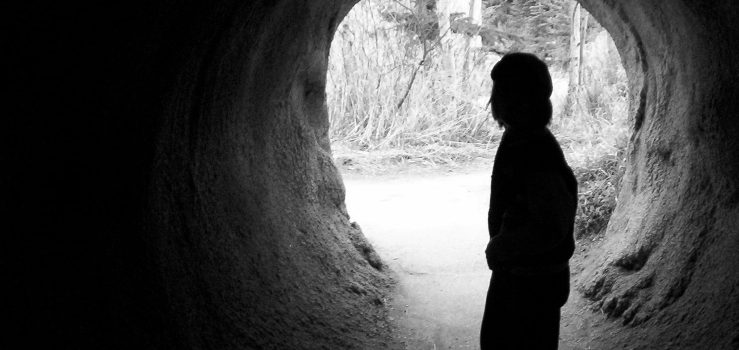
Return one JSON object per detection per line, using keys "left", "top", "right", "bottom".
{"left": 578, "top": 1, "right": 739, "bottom": 348}
{"left": 7, "top": 0, "right": 738, "bottom": 349}
{"left": 145, "top": 1, "right": 396, "bottom": 349}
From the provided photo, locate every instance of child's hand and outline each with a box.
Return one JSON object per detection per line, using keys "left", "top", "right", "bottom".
{"left": 485, "top": 238, "right": 495, "bottom": 270}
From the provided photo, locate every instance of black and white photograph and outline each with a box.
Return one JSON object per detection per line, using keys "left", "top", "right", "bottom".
{"left": 6, "top": 1, "right": 739, "bottom": 349}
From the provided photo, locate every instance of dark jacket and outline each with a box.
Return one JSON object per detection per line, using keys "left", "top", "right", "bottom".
{"left": 487, "top": 127, "right": 577, "bottom": 273}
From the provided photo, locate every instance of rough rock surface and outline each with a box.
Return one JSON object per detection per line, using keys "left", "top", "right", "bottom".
{"left": 7, "top": 0, "right": 738, "bottom": 349}
{"left": 575, "top": 1, "right": 739, "bottom": 349}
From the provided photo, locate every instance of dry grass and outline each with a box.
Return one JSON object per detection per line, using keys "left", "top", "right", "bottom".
{"left": 327, "top": 0, "right": 499, "bottom": 151}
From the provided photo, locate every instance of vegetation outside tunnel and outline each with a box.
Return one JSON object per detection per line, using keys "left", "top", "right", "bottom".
{"left": 328, "top": 0, "right": 629, "bottom": 239}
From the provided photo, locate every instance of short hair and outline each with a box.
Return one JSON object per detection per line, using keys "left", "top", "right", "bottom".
{"left": 489, "top": 52, "right": 553, "bottom": 128}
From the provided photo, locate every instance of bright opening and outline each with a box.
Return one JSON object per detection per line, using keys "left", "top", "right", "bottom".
{"left": 327, "top": 0, "right": 629, "bottom": 347}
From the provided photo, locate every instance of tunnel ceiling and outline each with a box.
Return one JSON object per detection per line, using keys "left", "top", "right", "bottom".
{"left": 9, "top": 0, "right": 739, "bottom": 349}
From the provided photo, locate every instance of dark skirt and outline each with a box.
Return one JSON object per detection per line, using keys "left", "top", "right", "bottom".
{"left": 480, "top": 267, "right": 570, "bottom": 350}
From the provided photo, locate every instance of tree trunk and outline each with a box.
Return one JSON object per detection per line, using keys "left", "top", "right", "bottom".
{"left": 463, "top": 0, "right": 482, "bottom": 79}
{"left": 436, "top": 0, "right": 466, "bottom": 118}
{"left": 579, "top": 13, "right": 588, "bottom": 86}
{"left": 563, "top": 1, "right": 584, "bottom": 118}
{"left": 569, "top": 1, "right": 582, "bottom": 88}
{"left": 436, "top": 0, "right": 456, "bottom": 77}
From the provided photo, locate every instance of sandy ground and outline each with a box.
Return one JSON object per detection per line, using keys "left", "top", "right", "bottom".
{"left": 343, "top": 167, "right": 608, "bottom": 350}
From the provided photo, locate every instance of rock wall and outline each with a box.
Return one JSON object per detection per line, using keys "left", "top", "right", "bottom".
{"left": 578, "top": 0, "right": 739, "bottom": 348}
{"left": 146, "top": 1, "right": 394, "bottom": 348}
{"left": 10, "top": 1, "right": 392, "bottom": 349}
{"left": 7, "top": 0, "right": 738, "bottom": 349}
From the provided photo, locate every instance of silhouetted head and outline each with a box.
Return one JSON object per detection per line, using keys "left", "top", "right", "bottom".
{"left": 489, "top": 52, "right": 553, "bottom": 129}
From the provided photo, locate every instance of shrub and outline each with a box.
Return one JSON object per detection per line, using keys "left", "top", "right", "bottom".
{"left": 573, "top": 146, "right": 626, "bottom": 239}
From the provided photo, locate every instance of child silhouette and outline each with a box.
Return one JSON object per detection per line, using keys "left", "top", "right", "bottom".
{"left": 480, "top": 53, "right": 578, "bottom": 350}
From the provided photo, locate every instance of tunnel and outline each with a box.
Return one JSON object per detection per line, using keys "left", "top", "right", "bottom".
{"left": 8, "top": 0, "right": 739, "bottom": 349}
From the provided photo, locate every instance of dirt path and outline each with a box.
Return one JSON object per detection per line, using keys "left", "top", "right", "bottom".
{"left": 343, "top": 167, "right": 610, "bottom": 350}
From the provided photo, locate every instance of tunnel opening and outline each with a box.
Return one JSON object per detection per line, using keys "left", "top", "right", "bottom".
{"left": 329, "top": 0, "right": 632, "bottom": 231}
{"left": 327, "top": 0, "right": 632, "bottom": 346}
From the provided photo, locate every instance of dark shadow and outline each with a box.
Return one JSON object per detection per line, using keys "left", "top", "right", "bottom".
{"left": 481, "top": 53, "right": 578, "bottom": 350}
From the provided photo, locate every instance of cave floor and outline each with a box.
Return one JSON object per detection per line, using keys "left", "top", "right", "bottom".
{"left": 344, "top": 165, "right": 619, "bottom": 349}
